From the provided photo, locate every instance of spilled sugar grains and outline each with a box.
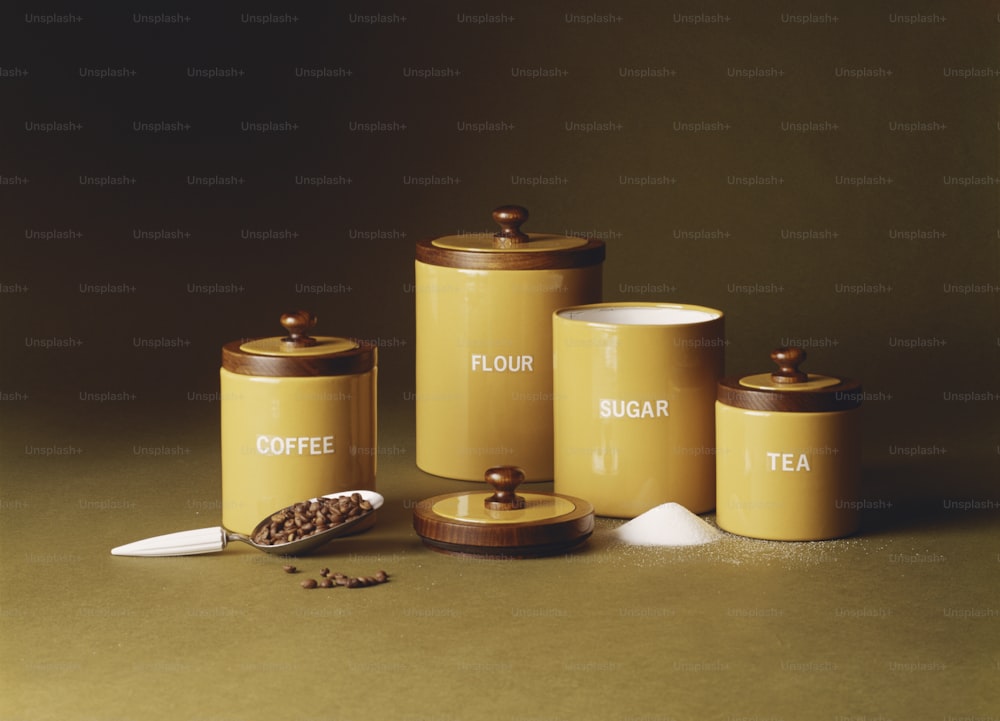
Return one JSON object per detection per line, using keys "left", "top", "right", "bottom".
{"left": 604, "top": 514, "right": 884, "bottom": 568}
{"left": 614, "top": 502, "right": 723, "bottom": 547}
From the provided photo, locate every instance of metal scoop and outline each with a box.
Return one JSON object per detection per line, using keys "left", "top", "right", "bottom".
{"left": 110, "top": 490, "right": 384, "bottom": 557}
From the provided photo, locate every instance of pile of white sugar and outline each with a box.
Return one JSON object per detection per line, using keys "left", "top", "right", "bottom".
{"left": 614, "top": 502, "right": 724, "bottom": 546}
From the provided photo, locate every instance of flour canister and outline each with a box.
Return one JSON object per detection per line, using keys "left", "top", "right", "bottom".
{"left": 716, "top": 347, "right": 862, "bottom": 541}
{"left": 415, "top": 205, "right": 605, "bottom": 481}
{"left": 220, "top": 311, "right": 377, "bottom": 535}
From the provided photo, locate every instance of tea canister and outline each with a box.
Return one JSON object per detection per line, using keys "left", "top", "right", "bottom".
{"left": 415, "top": 205, "right": 605, "bottom": 481}
{"left": 715, "top": 347, "right": 862, "bottom": 541}
{"left": 220, "top": 311, "right": 377, "bottom": 535}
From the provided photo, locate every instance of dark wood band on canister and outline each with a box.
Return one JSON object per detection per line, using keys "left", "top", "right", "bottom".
{"left": 717, "top": 376, "right": 863, "bottom": 413}
{"left": 415, "top": 237, "right": 606, "bottom": 270}
{"left": 414, "top": 531, "right": 593, "bottom": 559}
{"left": 222, "top": 340, "right": 376, "bottom": 377}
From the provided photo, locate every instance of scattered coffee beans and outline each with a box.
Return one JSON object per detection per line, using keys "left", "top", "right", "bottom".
{"left": 253, "top": 493, "right": 373, "bottom": 546}
{"left": 294, "top": 568, "right": 390, "bottom": 590}
{"left": 282, "top": 565, "right": 298, "bottom": 574}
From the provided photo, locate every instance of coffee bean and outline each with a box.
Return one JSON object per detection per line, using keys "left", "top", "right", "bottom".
{"left": 253, "top": 493, "right": 375, "bottom": 546}
{"left": 287, "top": 566, "right": 389, "bottom": 591}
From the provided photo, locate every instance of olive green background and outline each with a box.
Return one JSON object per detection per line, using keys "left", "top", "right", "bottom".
{"left": 1, "top": 3, "right": 998, "bottom": 720}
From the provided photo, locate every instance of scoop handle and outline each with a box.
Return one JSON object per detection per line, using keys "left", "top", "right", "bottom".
{"left": 110, "top": 527, "right": 227, "bottom": 557}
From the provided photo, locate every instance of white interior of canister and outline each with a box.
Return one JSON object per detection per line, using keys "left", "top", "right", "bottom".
{"left": 558, "top": 305, "right": 721, "bottom": 326}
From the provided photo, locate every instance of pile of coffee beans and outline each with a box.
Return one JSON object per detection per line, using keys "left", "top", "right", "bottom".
{"left": 253, "top": 493, "right": 373, "bottom": 546}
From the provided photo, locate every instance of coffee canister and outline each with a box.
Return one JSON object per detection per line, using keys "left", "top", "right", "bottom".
{"left": 415, "top": 205, "right": 605, "bottom": 481}
{"left": 552, "top": 302, "right": 725, "bottom": 517}
{"left": 220, "top": 311, "right": 377, "bottom": 535}
{"left": 715, "top": 347, "right": 862, "bottom": 541}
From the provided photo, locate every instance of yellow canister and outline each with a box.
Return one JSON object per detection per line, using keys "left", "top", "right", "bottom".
{"left": 552, "top": 303, "right": 725, "bottom": 517}
{"left": 715, "top": 347, "right": 862, "bottom": 541}
{"left": 415, "top": 205, "right": 604, "bottom": 481}
{"left": 220, "top": 311, "right": 377, "bottom": 535}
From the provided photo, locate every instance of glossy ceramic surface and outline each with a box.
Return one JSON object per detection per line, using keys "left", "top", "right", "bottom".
{"left": 220, "top": 369, "right": 377, "bottom": 535}
{"left": 715, "top": 403, "right": 861, "bottom": 541}
{"left": 552, "top": 302, "right": 725, "bottom": 517}
{"left": 415, "top": 261, "right": 602, "bottom": 481}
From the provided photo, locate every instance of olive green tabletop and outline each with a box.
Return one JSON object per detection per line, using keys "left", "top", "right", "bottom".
{"left": 2, "top": 400, "right": 996, "bottom": 721}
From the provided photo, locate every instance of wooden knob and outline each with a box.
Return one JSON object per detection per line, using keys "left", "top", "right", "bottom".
{"left": 484, "top": 466, "right": 527, "bottom": 511}
{"left": 280, "top": 310, "right": 318, "bottom": 349}
{"left": 492, "top": 205, "right": 529, "bottom": 248}
{"left": 770, "top": 347, "right": 808, "bottom": 384}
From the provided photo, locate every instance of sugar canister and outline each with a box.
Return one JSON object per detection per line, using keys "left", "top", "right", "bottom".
{"left": 220, "top": 311, "right": 377, "bottom": 535}
{"left": 552, "top": 302, "right": 725, "bottom": 517}
{"left": 415, "top": 205, "right": 605, "bottom": 481}
{"left": 715, "top": 347, "right": 862, "bottom": 541}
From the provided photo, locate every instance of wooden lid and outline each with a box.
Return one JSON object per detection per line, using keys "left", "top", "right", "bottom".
{"left": 415, "top": 205, "right": 606, "bottom": 270}
{"left": 717, "top": 347, "right": 862, "bottom": 412}
{"left": 412, "top": 466, "right": 595, "bottom": 558}
{"left": 221, "top": 310, "right": 376, "bottom": 377}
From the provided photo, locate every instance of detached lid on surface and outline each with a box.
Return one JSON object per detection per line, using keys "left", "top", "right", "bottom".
{"left": 222, "top": 310, "right": 376, "bottom": 377}
{"left": 415, "top": 205, "right": 606, "bottom": 270}
{"left": 412, "top": 466, "right": 595, "bottom": 558}
{"left": 717, "top": 347, "right": 862, "bottom": 412}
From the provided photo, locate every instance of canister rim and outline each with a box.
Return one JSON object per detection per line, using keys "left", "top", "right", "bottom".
{"left": 555, "top": 302, "right": 723, "bottom": 327}
{"left": 431, "top": 232, "right": 589, "bottom": 253}
{"left": 415, "top": 236, "right": 605, "bottom": 270}
{"left": 222, "top": 338, "right": 376, "bottom": 377}
{"left": 717, "top": 375, "right": 863, "bottom": 412}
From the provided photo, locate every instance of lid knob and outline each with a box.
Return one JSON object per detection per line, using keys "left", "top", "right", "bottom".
{"left": 280, "top": 310, "right": 318, "bottom": 349}
{"left": 492, "top": 205, "right": 529, "bottom": 248}
{"left": 484, "top": 466, "right": 527, "bottom": 511}
{"left": 770, "top": 347, "right": 808, "bottom": 384}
